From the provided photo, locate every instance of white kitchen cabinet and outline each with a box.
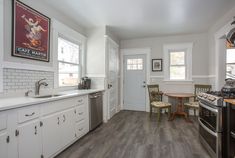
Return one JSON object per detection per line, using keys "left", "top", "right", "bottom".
{"left": 0, "top": 94, "right": 91, "bottom": 158}
{"left": 42, "top": 112, "right": 61, "bottom": 158}
{"left": 42, "top": 108, "right": 76, "bottom": 158}
{"left": 60, "top": 108, "right": 76, "bottom": 147}
{"left": 0, "top": 131, "right": 9, "bottom": 158}
{"left": 18, "top": 120, "right": 42, "bottom": 158}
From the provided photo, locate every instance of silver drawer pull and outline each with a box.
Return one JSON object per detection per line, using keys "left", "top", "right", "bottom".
{"left": 79, "top": 128, "right": 83, "bottom": 131}
{"left": 79, "top": 112, "right": 83, "bottom": 115}
{"left": 78, "top": 99, "right": 83, "bottom": 103}
{"left": 25, "top": 112, "right": 35, "bottom": 117}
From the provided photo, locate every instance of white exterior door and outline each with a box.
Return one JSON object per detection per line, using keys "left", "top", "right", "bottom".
{"left": 123, "top": 54, "right": 146, "bottom": 111}
{"left": 107, "top": 38, "right": 119, "bottom": 119}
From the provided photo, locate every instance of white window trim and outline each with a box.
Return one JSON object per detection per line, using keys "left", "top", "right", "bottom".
{"left": 163, "top": 43, "right": 193, "bottom": 82}
{"left": 52, "top": 19, "right": 86, "bottom": 89}
{"left": 0, "top": 0, "right": 4, "bottom": 93}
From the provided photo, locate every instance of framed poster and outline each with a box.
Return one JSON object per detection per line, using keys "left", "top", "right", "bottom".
{"left": 152, "top": 59, "right": 162, "bottom": 71}
{"left": 12, "top": 0, "right": 50, "bottom": 62}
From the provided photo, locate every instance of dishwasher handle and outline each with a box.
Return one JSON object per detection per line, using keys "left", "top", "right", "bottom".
{"left": 89, "top": 93, "right": 102, "bottom": 99}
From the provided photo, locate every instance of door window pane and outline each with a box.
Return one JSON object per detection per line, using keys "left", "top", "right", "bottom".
{"left": 127, "top": 59, "right": 143, "bottom": 70}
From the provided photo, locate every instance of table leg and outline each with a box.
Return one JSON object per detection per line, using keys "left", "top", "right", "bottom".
{"left": 169, "top": 97, "right": 192, "bottom": 123}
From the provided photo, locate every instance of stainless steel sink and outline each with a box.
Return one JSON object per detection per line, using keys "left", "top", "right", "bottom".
{"left": 33, "top": 94, "right": 63, "bottom": 98}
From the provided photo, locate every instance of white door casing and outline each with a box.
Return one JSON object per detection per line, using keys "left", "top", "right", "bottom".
{"left": 123, "top": 54, "right": 146, "bottom": 111}
{"left": 121, "top": 48, "right": 151, "bottom": 112}
{"left": 105, "top": 36, "right": 119, "bottom": 119}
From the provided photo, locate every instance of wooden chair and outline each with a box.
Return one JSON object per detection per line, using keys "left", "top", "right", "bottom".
{"left": 147, "top": 84, "right": 171, "bottom": 122}
{"left": 184, "top": 84, "right": 212, "bottom": 116}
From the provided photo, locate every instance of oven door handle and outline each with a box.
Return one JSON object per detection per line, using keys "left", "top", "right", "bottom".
{"left": 199, "top": 101, "right": 218, "bottom": 113}
{"left": 198, "top": 118, "right": 218, "bottom": 137}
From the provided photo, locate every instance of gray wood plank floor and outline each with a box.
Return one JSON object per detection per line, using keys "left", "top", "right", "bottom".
{"left": 56, "top": 110, "right": 211, "bottom": 158}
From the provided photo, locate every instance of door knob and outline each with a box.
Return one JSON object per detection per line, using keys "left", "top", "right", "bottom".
{"left": 142, "top": 85, "right": 146, "bottom": 88}
{"left": 143, "top": 81, "right": 146, "bottom": 84}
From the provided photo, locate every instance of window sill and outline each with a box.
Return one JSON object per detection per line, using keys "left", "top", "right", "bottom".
{"left": 163, "top": 80, "right": 194, "bottom": 84}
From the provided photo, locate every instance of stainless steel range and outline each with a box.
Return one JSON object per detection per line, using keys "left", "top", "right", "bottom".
{"left": 197, "top": 92, "right": 227, "bottom": 158}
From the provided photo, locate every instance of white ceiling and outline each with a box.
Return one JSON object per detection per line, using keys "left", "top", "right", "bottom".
{"left": 41, "top": 0, "right": 235, "bottom": 40}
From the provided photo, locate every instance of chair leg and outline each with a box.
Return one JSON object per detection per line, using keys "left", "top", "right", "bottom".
{"left": 157, "top": 108, "right": 161, "bottom": 122}
{"left": 168, "top": 107, "right": 171, "bottom": 119}
{"left": 194, "top": 109, "right": 196, "bottom": 116}
{"left": 150, "top": 106, "right": 152, "bottom": 117}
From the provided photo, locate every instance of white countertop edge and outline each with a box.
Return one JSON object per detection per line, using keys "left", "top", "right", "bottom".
{"left": 0, "top": 89, "right": 105, "bottom": 112}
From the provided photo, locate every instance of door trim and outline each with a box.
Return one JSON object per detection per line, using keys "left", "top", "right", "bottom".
{"left": 120, "top": 48, "right": 151, "bottom": 112}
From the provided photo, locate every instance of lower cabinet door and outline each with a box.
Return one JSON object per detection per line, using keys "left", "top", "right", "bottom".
{"left": 0, "top": 132, "right": 8, "bottom": 158}
{"left": 18, "top": 120, "right": 42, "bottom": 158}
{"left": 42, "top": 113, "right": 61, "bottom": 158}
{"left": 61, "top": 108, "right": 76, "bottom": 147}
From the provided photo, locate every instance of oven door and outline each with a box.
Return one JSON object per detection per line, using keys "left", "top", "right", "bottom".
{"left": 199, "top": 118, "right": 222, "bottom": 158}
{"left": 199, "top": 101, "right": 222, "bottom": 132}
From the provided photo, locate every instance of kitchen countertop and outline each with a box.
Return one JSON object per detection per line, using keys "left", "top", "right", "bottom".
{"left": 224, "top": 99, "right": 235, "bottom": 105}
{"left": 0, "top": 89, "right": 104, "bottom": 111}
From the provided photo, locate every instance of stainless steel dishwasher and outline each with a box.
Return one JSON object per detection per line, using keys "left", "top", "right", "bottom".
{"left": 89, "top": 92, "right": 103, "bottom": 131}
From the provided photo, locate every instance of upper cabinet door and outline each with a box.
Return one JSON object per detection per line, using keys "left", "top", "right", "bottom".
{"left": 18, "top": 120, "right": 42, "bottom": 158}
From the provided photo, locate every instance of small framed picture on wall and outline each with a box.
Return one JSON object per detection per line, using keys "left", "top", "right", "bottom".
{"left": 152, "top": 59, "right": 162, "bottom": 71}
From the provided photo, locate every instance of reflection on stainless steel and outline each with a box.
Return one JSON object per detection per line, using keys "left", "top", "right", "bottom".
{"left": 198, "top": 92, "right": 226, "bottom": 158}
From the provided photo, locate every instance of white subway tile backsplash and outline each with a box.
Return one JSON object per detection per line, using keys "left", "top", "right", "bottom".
{"left": 3, "top": 68, "right": 54, "bottom": 93}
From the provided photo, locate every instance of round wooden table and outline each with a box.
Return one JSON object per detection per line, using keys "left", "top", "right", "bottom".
{"left": 165, "top": 93, "right": 195, "bottom": 123}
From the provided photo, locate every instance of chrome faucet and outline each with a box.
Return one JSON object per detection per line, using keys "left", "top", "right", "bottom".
{"left": 35, "top": 78, "right": 48, "bottom": 95}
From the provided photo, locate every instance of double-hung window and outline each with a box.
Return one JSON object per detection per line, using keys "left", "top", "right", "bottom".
{"left": 169, "top": 51, "right": 186, "bottom": 80}
{"left": 226, "top": 48, "right": 235, "bottom": 79}
{"left": 58, "top": 36, "right": 80, "bottom": 87}
{"left": 163, "top": 43, "right": 193, "bottom": 81}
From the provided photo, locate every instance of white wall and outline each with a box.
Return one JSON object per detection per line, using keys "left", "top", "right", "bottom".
{"left": 121, "top": 33, "right": 209, "bottom": 77}
{"left": 120, "top": 33, "right": 212, "bottom": 100}
{"left": 86, "top": 27, "right": 106, "bottom": 76}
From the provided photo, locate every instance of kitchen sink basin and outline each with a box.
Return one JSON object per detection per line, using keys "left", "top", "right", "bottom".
{"left": 33, "top": 94, "right": 63, "bottom": 98}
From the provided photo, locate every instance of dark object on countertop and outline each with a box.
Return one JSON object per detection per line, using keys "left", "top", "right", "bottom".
{"left": 78, "top": 77, "right": 91, "bottom": 89}
{"left": 220, "top": 79, "right": 235, "bottom": 99}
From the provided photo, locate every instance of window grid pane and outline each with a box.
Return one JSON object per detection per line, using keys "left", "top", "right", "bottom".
{"left": 226, "top": 49, "right": 235, "bottom": 79}
{"left": 127, "top": 59, "right": 143, "bottom": 70}
{"left": 170, "top": 51, "right": 185, "bottom": 66}
{"left": 58, "top": 37, "right": 79, "bottom": 64}
{"left": 58, "top": 37, "right": 80, "bottom": 87}
{"left": 59, "top": 62, "right": 79, "bottom": 87}
{"left": 170, "top": 66, "right": 186, "bottom": 80}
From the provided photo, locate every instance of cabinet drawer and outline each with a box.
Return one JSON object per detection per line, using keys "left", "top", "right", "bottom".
{"left": 77, "top": 96, "right": 85, "bottom": 105}
{"left": 75, "top": 121, "right": 86, "bottom": 138}
{"left": 0, "top": 113, "right": 7, "bottom": 131}
{"left": 41, "top": 97, "right": 77, "bottom": 116}
{"left": 75, "top": 106, "right": 85, "bottom": 122}
{"left": 18, "top": 106, "right": 40, "bottom": 123}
